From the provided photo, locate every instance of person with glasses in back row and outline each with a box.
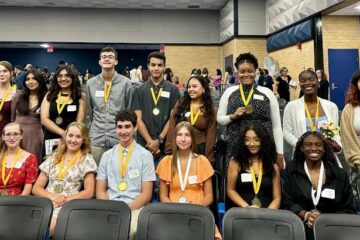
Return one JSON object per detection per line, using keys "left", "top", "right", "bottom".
{"left": 41, "top": 65, "right": 86, "bottom": 156}
{"left": 86, "top": 47, "right": 133, "bottom": 165}
{"left": 0, "top": 123, "right": 38, "bottom": 196}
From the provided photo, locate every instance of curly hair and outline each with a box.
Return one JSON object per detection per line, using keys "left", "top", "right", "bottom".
{"left": 232, "top": 123, "right": 276, "bottom": 176}
{"left": 292, "top": 131, "right": 338, "bottom": 166}
{"left": 234, "top": 52, "right": 259, "bottom": 70}
{"left": 174, "top": 75, "right": 214, "bottom": 123}
{"left": 46, "top": 65, "right": 82, "bottom": 103}
{"left": 345, "top": 70, "right": 360, "bottom": 106}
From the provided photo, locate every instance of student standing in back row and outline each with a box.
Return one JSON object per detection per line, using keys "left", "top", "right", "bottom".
{"left": 132, "top": 52, "right": 180, "bottom": 163}
{"left": 86, "top": 47, "right": 133, "bottom": 165}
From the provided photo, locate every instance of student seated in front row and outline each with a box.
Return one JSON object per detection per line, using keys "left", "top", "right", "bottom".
{"left": 96, "top": 110, "right": 156, "bottom": 240}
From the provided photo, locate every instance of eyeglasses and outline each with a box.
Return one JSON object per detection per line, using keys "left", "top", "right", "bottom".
{"left": 100, "top": 55, "right": 116, "bottom": 60}
{"left": 3, "top": 132, "right": 21, "bottom": 138}
{"left": 57, "top": 74, "right": 71, "bottom": 80}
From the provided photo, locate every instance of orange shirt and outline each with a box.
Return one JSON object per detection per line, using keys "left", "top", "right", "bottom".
{"left": 156, "top": 154, "right": 214, "bottom": 204}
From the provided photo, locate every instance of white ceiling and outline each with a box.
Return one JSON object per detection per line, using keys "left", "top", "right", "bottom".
{"left": 0, "top": 0, "right": 228, "bottom": 9}
{"left": 330, "top": 1, "right": 360, "bottom": 15}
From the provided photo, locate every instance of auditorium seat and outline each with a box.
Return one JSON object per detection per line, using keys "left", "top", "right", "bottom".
{"left": 0, "top": 196, "right": 53, "bottom": 240}
{"left": 53, "top": 199, "right": 131, "bottom": 240}
{"left": 313, "top": 213, "right": 360, "bottom": 240}
{"left": 223, "top": 208, "right": 305, "bottom": 240}
{"left": 137, "top": 202, "right": 215, "bottom": 240}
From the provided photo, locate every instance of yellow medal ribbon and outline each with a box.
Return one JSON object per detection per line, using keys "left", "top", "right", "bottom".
{"left": 190, "top": 104, "right": 201, "bottom": 125}
{"left": 150, "top": 87, "right": 163, "bottom": 107}
{"left": 119, "top": 141, "right": 135, "bottom": 179}
{"left": 56, "top": 92, "right": 71, "bottom": 115}
{"left": 250, "top": 162, "right": 263, "bottom": 196}
{"left": 239, "top": 84, "right": 254, "bottom": 107}
{"left": 104, "top": 81, "right": 112, "bottom": 103}
{"left": 304, "top": 99, "right": 320, "bottom": 132}
{"left": 1, "top": 148, "right": 22, "bottom": 186}
{"left": 0, "top": 86, "right": 12, "bottom": 111}
{"left": 57, "top": 151, "right": 81, "bottom": 180}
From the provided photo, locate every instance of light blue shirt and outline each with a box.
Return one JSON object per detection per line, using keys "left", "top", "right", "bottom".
{"left": 306, "top": 115, "right": 328, "bottom": 132}
{"left": 96, "top": 142, "right": 156, "bottom": 204}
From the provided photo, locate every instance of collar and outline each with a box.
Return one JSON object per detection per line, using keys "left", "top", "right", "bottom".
{"left": 149, "top": 78, "right": 165, "bottom": 88}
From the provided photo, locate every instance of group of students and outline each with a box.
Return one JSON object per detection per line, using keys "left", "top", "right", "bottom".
{"left": 0, "top": 47, "right": 360, "bottom": 239}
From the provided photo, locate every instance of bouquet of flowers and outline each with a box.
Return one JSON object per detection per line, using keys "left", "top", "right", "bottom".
{"left": 319, "top": 121, "right": 339, "bottom": 139}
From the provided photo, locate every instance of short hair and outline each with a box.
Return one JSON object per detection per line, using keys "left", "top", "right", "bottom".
{"left": 147, "top": 51, "right": 166, "bottom": 65}
{"left": 234, "top": 52, "right": 258, "bottom": 70}
{"left": 263, "top": 68, "right": 269, "bottom": 75}
{"left": 100, "top": 46, "right": 118, "bottom": 59}
{"left": 0, "top": 61, "right": 14, "bottom": 73}
{"left": 115, "top": 110, "right": 137, "bottom": 127}
{"left": 298, "top": 68, "right": 316, "bottom": 82}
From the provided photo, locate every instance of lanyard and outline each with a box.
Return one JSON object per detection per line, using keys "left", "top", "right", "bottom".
{"left": 0, "top": 86, "right": 11, "bottom": 111}
{"left": 57, "top": 151, "right": 81, "bottom": 180}
{"left": 150, "top": 87, "right": 163, "bottom": 106}
{"left": 304, "top": 99, "right": 319, "bottom": 132}
{"left": 119, "top": 141, "right": 135, "bottom": 179}
{"left": 304, "top": 161, "right": 324, "bottom": 208}
{"left": 56, "top": 92, "right": 71, "bottom": 115}
{"left": 190, "top": 104, "right": 201, "bottom": 125}
{"left": 1, "top": 148, "right": 22, "bottom": 186}
{"left": 104, "top": 81, "right": 112, "bottom": 103}
{"left": 177, "top": 153, "right": 193, "bottom": 192}
{"left": 239, "top": 84, "right": 254, "bottom": 106}
{"left": 250, "top": 162, "right": 263, "bottom": 195}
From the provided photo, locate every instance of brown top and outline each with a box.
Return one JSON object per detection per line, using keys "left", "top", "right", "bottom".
{"left": 165, "top": 100, "right": 216, "bottom": 163}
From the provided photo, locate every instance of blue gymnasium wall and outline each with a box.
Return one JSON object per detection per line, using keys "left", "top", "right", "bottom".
{"left": 0, "top": 48, "right": 156, "bottom": 74}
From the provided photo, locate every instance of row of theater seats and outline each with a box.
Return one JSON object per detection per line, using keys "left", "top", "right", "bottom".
{"left": 0, "top": 196, "right": 360, "bottom": 240}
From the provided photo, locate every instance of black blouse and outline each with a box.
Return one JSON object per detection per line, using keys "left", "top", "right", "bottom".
{"left": 282, "top": 160, "right": 355, "bottom": 240}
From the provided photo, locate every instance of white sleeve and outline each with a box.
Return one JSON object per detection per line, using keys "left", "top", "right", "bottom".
{"left": 259, "top": 87, "right": 284, "bottom": 154}
{"left": 330, "top": 102, "right": 342, "bottom": 150}
{"left": 216, "top": 86, "right": 237, "bottom": 126}
{"left": 283, "top": 103, "right": 298, "bottom": 148}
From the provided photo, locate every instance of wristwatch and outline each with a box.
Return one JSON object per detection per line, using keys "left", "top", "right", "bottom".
{"left": 158, "top": 136, "right": 164, "bottom": 144}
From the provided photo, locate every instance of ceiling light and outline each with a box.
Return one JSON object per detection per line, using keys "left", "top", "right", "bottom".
{"left": 40, "top": 43, "right": 50, "bottom": 48}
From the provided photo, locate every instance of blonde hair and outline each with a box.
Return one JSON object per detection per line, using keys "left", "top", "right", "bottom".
{"left": 171, "top": 121, "right": 198, "bottom": 177}
{"left": 0, "top": 123, "right": 24, "bottom": 164}
{"left": 48, "top": 122, "right": 91, "bottom": 165}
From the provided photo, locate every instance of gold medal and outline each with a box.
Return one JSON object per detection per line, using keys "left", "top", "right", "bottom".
{"left": 244, "top": 105, "right": 253, "bottom": 114}
{"left": 54, "top": 184, "right": 63, "bottom": 194}
{"left": 118, "top": 181, "right": 128, "bottom": 191}
{"left": 251, "top": 196, "right": 262, "bottom": 207}
{"left": 178, "top": 196, "right": 187, "bottom": 203}
{"left": 1, "top": 189, "right": 8, "bottom": 196}
{"left": 152, "top": 108, "right": 160, "bottom": 115}
{"left": 0, "top": 113, "right": 3, "bottom": 122}
{"left": 55, "top": 116, "right": 63, "bottom": 125}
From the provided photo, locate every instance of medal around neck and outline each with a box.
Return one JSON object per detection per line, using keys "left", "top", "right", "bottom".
{"left": 251, "top": 196, "right": 261, "bottom": 207}
{"left": 55, "top": 116, "right": 63, "bottom": 125}
{"left": 54, "top": 184, "right": 63, "bottom": 194}
{"left": 118, "top": 181, "right": 128, "bottom": 191}
{"left": 1, "top": 189, "right": 8, "bottom": 196}
{"left": 152, "top": 107, "right": 160, "bottom": 116}
{"left": 244, "top": 105, "right": 253, "bottom": 114}
{"left": 178, "top": 196, "right": 188, "bottom": 203}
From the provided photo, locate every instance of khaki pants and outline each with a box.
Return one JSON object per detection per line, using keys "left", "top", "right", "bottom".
{"left": 129, "top": 208, "right": 142, "bottom": 240}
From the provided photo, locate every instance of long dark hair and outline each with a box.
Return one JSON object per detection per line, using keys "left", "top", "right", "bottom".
{"left": 232, "top": 123, "right": 276, "bottom": 176}
{"left": 174, "top": 75, "right": 214, "bottom": 122}
{"left": 345, "top": 70, "right": 360, "bottom": 106}
{"left": 293, "top": 131, "right": 338, "bottom": 166}
{"left": 16, "top": 69, "right": 48, "bottom": 115}
{"left": 46, "top": 65, "right": 82, "bottom": 102}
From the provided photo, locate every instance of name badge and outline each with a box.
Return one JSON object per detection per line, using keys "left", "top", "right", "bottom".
{"left": 184, "top": 112, "right": 190, "bottom": 118}
{"left": 321, "top": 188, "right": 335, "bottom": 199}
{"left": 67, "top": 105, "right": 77, "bottom": 112}
{"left": 188, "top": 175, "right": 198, "bottom": 184}
{"left": 161, "top": 91, "right": 170, "bottom": 98}
{"left": 14, "top": 161, "right": 24, "bottom": 169}
{"left": 253, "top": 94, "right": 264, "bottom": 101}
{"left": 95, "top": 91, "right": 105, "bottom": 97}
{"left": 128, "top": 169, "right": 140, "bottom": 179}
{"left": 241, "top": 173, "right": 252, "bottom": 182}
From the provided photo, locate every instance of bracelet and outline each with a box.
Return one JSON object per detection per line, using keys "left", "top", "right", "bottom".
{"left": 303, "top": 212, "right": 310, "bottom": 223}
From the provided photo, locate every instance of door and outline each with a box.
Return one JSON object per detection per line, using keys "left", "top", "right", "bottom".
{"left": 328, "top": 49, "right": 359, "bottom": 110}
